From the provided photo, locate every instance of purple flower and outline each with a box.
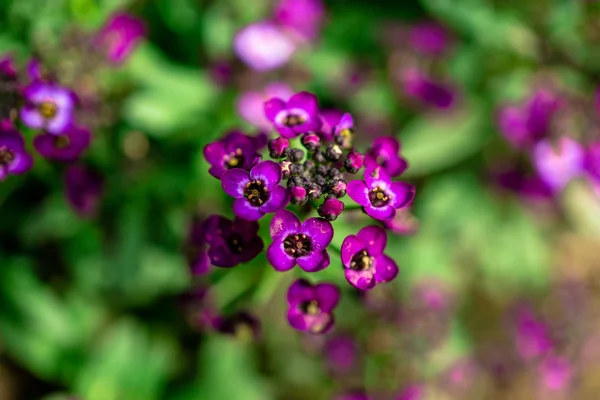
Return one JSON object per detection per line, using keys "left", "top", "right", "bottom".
{"left": 514, "top": 307, "right": 553, "bottom": 361}
{"left": 267, "top": 209, "right": 333, "bottom": 272}
{"left": 318, "top": 197, "right": 344, "bottom": 221}
{"left": 64, "top": 164, "right": 103, "bottom": 217}
{"left": 0, "top": 121, "right": 33, "bottom": 181}
{"left": 584, "top": 141, "right": 600, "bottom": 183}
{"left": 494, "top": 168, "right": 554, "bottom": 202}
{"left": 409, "top": 22, "right": 450, "bottom": 55}
{"left": 401, "top": 69, "right": 455, "bottom": 109}
{"left": 343, "top": 150, "right": 363, "bottom": 174}
{"left": 234, "top": 21, "right": 296, "bottom": 71}
{"left": 184, "top": 217, "right": 211, "bottom": 276}
{"left": 286, "top": 279, "right": 340, "bottom": 334}
{"left": 33, "top": 125, "right": 91, "bottom": 162}
{"left": 396, "top": 385, "right": 423, "bottom": 400}
{"left": 221, "top": 160, "right": 289, "bottom": 220}
{"left": 20, "top": 82, "right": 76, "bottom": 135}
{"left": 539, "top": 354, "right": 572, "bottom": 391}
{"left": 264, "top": 91, "right": 322, "bottom": 138}
{"left": 273, "top": 0, "right": 325, "bottom": 42}
{"left": 382, "top": 208, "right": 419, "bottom": 236}
{"left": 202, "top": 215, "right": 263, "bottom": 268}
{"left": 497, "top": 90, "right": 561, "bottom": 149}
{"left": 365, "top": 136, "right": 408, "bottom": 177}
{"left": 268, "top": 136, "right": 290, "bottom": 158}
{"left": 204, "top": 131, "right": 262, "bottom": 179}
{"left": 347, "top": 166, "right": 415, "bottom": 221}
{"left": 95, "top": 12, "right": 145, "bottom": 64}
{"left": 341, "top": 226, "right": 398, "bottom": 291}
{"left": 319, "top": 109, "right": 344, "bottom": 141}
{"left": 213, "top": 311, "right": 261, "bottom": 341}
{"left": 533, "top": 137, "right": 584, "bottom": 192}
{"left": 324, "top": 335, "right": 357, "bottom": 373}
{"left": 237, "top": 83, "right": 293, "bottom": 130}
{"left": 0, "top": 56, "right": 16, "bottom": 81}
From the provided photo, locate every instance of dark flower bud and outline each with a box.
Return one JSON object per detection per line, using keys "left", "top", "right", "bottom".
{"left": 327, "top": 167, "right": 343, "bottom": 180}
{"left": 325, "top": 144, "right": 343, "bottom": 162}
{"left": 301, "top": 133, "right": 321, "bottom": 151}
{"left": 287, "top": 175, "right": 304, "bottom": 188}
{"left": 289, "top": 185, "right": 308, "bottom": 205}
{"left": 343, "top": 150, "right": 364, "bottom": 174}
{"left": 316, "top": 165, "right": 328, "bottom": 176}
{"left": 288, "top": 148, "right": 305, "bottom": 163}
{"left": 329, "top": 179, "right": 347, "bottom": 198}
{"left": 314, "top": 174, "right": 327, "bottom": 187}
{"left": 280, "top": 160, "right": 292, "bottom": 179}
{"left": 318, "top": 197, "right": 345, "bottom": 221}
{"left": 268, "top": 137, "right": 290, "bottom": 158}
{"left": 313, "top": 150, "right": 326, "bottom": 164}
{"left": 306, "top": 182, "right": 322, "bottom": 200}
{"left": 289, "top": 163, "right": 304, "bottom": 175}
{"left": 334, "top": 129, "right": 353, "bottom": 149}
{"left": 303, "top": 159, "right": 316, "bottom": 172}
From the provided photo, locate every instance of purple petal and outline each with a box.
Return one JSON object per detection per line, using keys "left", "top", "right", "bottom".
{"left": 335, "top": 113, "right": 354, "bottom": 132}
{"left": 356, "top": 226, "right": 387, "bottom": 256}
{"left": 390, "top": 182, "right": 416, "bottom": 209}
{"left": 7, "top": 152, "right": 33, "bottom": 174}
{"left": 287, "top": 309, "right": 309, "bottom": 331}
{"left": 287, "top": 92, "right": 319, "bottom": 114}
{"left": 250, "top": 160, "right": 281, "bottom": 189}
{"left": 314, "top": 283, "right": 340, "bottom": 312}
{"left": 287, "top": 279, "right": 314, "bottom": 305}
{"left": 233, "top": 198, "right": 264, "bottom": 221}
{"left": 344, "top": 269, "right": 376, "bottom": 291}
{"left": 260, "top": 185, "right": 289, "bottom": 212}
{"left": 346, "top": 180, "right": 369, "bottom": 206}
{"left": 239, "top": 237, "right": 264, "bottom": 263}
{"left": 364, "top": 166, "right": 391, "bottom": 187}
{"left": 221, "top": 168, "right": 250, "bottom": 197}
{"left": 374, "top": 255, "right": 399, "bottom": 283}
{"left": 276, "top": 124, "right": 300, "bottom": 139}
{"left": 267, "top": 239, "right": 296, "bottom": 271}
{"left": 203, "top": 141, "right": 226, "bottom": 166}
{"left": 264, "top": 98, "right": 286, "bottom": 122}
{"left": 208, "top": 245, "right": 236, "bottom": 267}
{"left": 270, "top": 209, "right": 301, "bottom": 239}
{"left": 364, "top": 205, "right": 396, "bottom": 221}
{"left": 301, "top": 218, "right": 333, "bottom": 250}
{"left": 341, "top": 235, "right": 364, "bottom": 267}
{"left": 46, "top": 109, "right": 73, "bottom": 134}
{"left": 19, "top": 106, "right": 44, "bottom": 129}
{"left": 298, "top": 249, "right": 329, "bottom": 272}
{"left": 202, "top": 214, "right": 230, "bottom": 244}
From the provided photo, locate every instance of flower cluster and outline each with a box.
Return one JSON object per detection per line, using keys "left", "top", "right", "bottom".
{"left": 201, "top": 90, "right": 416, "bottom": 334}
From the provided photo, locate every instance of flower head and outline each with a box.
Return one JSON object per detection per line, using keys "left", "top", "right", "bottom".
{"left": 21, "top": 82, "right": 76, "bottom": 135}
{"left": 95, "top": 12, "right": 145, "bottom": 64}
{"left": 347, "top": 166, "right": 415, "bottom": 221}
{"left": 64, "top": 164, "right": 103, "bottom": 217}
{"left": 341, "top": 226, "right": 398, "bottom": 290}
{"left": 365, "top": 136, "right": 408, "bottom": 177}
{"left": 267, "top": 209, "right": 333, "bottom": 272}
{"left": 402, "top": 69, "right": 455, "bottom": 109}
{"left": 0, "top": 121, "right": 33, "bottom": 181}
{"left": 409, "top": 21, "right": 450, "bottom": 55}
{"left": 202, "top": 215, "right": 263, "bottom": 268}
{"left": 286, "top": 279, "right": 340, "bottom": 334}
{"left": 264, "top": 91, "right": 322, "bottom": 138}
{"left": 33, "top": 125, "right": 91, "bottom": 162}
{"left": 234, "top": 21, "right": 296, "bottom": 71}
{"left": 204, "top": 131, "right": 262, "bottom": 179}
{"left": 274, "top": 0, "right": 325, "bottom": 42}
{"left": 221, "top": 160, "right": 289, "bottom": 220}
{"left": 533, "top": 137, "right": 584, "bottom": 192}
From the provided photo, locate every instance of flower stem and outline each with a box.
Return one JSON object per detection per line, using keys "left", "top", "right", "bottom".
{"left": 344, "top": 204, "right": 363, "bottom": 211}
{"left": 328, "top": 243, "right": 342, "bottom": 254}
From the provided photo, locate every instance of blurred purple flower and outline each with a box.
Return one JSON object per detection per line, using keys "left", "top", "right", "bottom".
{"left": 347, "top": 166, "right": 415, "bottom": 221}
{"left": 234, "top": 21, "right": 296, "bottom": 71}
{"left": 539, "top": 354, "right": 572, "bottom": 391}
{"left": 514, "top": 307, "right": 553, "bottom": 361}
{"left": 267, "top": 209, "right": 333, "bottom": 272}
{"left": 0, "top": 120, "right": 33, "bottom": 181}
{"left": 396, "top": 385, "right": 423, "bottom": 400}
{"left": 221, "top": 160, "right": 289, "bottom": 220}
{"left": 409, "top": 22, "right": 450, "bottom": 55}
{"left": 365, "top": 136, "right": 408, "bottom": 178}
{"left": 401, "top": 69, "right": 455, "bottom": 109}
{"left": 286, "top": 278, "right": 340, "bottom": 334}
{"left": 0, "top": 56, "right": 16, "bottom": 81}
{"left": 33, "top": 125, "right": 91, "bottom": 162}
{"left": 324, "top": 335, "right": 357, "bottom": 373}
{"left": 584, "top": 141, "right": 600, "bottom": 184}
{"left": 64, "top": 164, "right": 103, "bottom": 217}
{"left": 494, "top": 168, "right": 555, "bottom": 202}
{"left": 21, "top": 82, "right": 76, "bottom": 135}
{"left": 237, "top": 83, "right": 293, "bottom": 130}
{"left": 274, "top": 0, "right": 325, "bottom": 42}
{"left": 533, "top": 137, "right": 584, "bottom": 192}
{"left": 202, "top": 215, "right": 263, "bottom": 268}
{"left": 204, "top": 130, "right": 262, "bottom": 179}
{"left": 320, "top": 109, "right": 344, "bottom": 141}
{"left": 383, "top": 207, "right": 419, "bottom": 236}
{"left": 318, "top": 197, "right": 344, "bottom": 221}
{"left": 341, "top": 225, "right": 398, "bottom": 291}
{"left": 264, "top": 91, "right": 322, "bottom": 138}
{"left": 95, "top": 12, "right": 145, "bottom": 64}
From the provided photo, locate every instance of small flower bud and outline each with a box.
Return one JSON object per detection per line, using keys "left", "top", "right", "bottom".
{"left": 287, "top": 175, "right": 304, "bottom": 188}
{"left": 289, "top": 163, "right": 304, "bottom": 175}
{"left": 329, "top": 179, "right": 347, "bottom": 198}
{"left": 280, "top": 160, "right": 292, "bottom": 179}
{"left": 334, "top": 128, "right": 353, "bottom": 149}
{"left": 303, "top": 159, "right": 316, "bottom": 172}
{"left": 313, "top": 150, "right": 326, "bottom": 164}
{"left": 343, "top": 150, "right": 364, "bottom": 174}
{"left": 318, "top": 197, "right": 345, "bottom": 221}
{"left": 269, "top": 137, "right": 290, "bottom": 158}
{"left": 306, "top": 182, "right": 323, "bottom": 200}
{"left": 301, "top": 133, "right": 321, "bottom": 151}
{"left": 288, "top": 148, "right": 305, "bottom": 163}
{"left": 314, "top": 175, "right": 327, "bottom": 187}
{"left": 289, "top": 185, "right": 308, "bottom": 205}
{"left": 325, "top": 144, "right": 343, "bottom": 162}
{"left": 327, "top": 167, "right": 343, "bottom": 180}
{"left": 316, "top": 165, "right": 328, "bottom": 176}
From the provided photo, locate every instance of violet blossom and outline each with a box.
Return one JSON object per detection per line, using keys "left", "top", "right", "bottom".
{"left": 365, "top": 136, "right": 408, "bottom": 178}
{"left": 202, "top": 215, "right": 264, "bottom": 268}
{"left": 0, "top": 120, "right": 33, "bottom": 181}
{"left": 234, "top": 21, "right": 296, "bottom": 71}
{"left": 286, "top": 278, "right": 340, "bottom": 334}
{"left": 64, "top": 164, "right": 103, "bottom": 217}
{"left": 95, "top": 12, "right": 146, "bottom": 64}
{"left": 204, "top": 131, "right": 263, "bottom": 179}
{"left": 264, "top": 91, "right": 322, "bottom": 138}
{"left": 21, "top": 82, "right": 76, "bottom": 135}
{"left": 33, "top": 125, "right": 91, "bottom": 162}
{"left": 273, "top": 0, "right": 325, "bottom": 42}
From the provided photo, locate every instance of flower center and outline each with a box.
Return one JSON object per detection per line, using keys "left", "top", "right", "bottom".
{"left": 227, "top": 233, "right": 245, "bottom": 254}
{"left": 54, "top": 135, "right": 71, "bottom": 149}
{"left": 0, "top": 146, "right": 15, "bottom": 166}
{"left": 350, "top": 250, "right": 373, "bottom": 271}
{"left": 369, "top": 187, "right": 390, "bottom": 207}
{"left": 224, "top": 148, "right": 244, "bottom": 169}
{"left": 244, "top": 180, "right": 269, "bottom": 206}
{"left": 283, "top": 234, "right": 312, "bottom": 257}
{"left": 283, "top": 114, "right": 306, "bottom": 127}
{"left": 301, "top": 300, "right": 321, "bottom": 315}
{"left": 38, "top": 100, "right": 58, "bottom": 119}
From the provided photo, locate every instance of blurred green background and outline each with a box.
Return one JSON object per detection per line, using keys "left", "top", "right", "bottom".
{"left": 2, "top": 0, "right": 600, "bottom": 399}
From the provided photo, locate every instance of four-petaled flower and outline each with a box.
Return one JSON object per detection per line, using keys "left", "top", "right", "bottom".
{"left": 64, "top": 164, "right": 103, "bottom": 217}
{"left": 204, "top": 131, "right": 263, "bottom": 179}
{"left": 0, "top": 121, "right": 33, "bottom": 181}
{"left": 264, "top": 91, "right": 322, "bottom": 138}
{"left": 21, "top": 82, "right": 76, "bottom": 135}
{"left": 95, "top": 12, "right": 146, "bottom": 64}
{"left": 268, "top": 209, "right": 333, "bottom": 272}
{"left": 365, "top": 136, "right": 408, "bottom": 177}
{"left": 202, "top": 214, "right": 264, "bottom": 268}
{"left": 33, "top": 125, "right": 91, "bottom": 162}
{"left": 341, "top": 226, "right": 399, "bottom": 290}
{"left": 221, "top": 160, "right": 289, "bottom": 220}
{"left": 347, "top": 166, "right": 415, "bottom": 221}
{"left": 286, "top": 278, "right": 340, "bottom": 334}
